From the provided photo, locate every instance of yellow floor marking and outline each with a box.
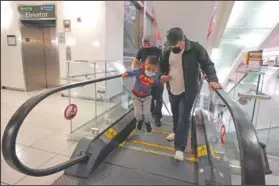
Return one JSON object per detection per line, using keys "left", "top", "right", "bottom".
{"left": 119, "top": 144, "right": 197, "bottom": 162}
{"left": 127, "top": 139, "right": 194, "bottom": 155}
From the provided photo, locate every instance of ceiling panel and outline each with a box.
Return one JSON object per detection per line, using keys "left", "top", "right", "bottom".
{"left": 227, "top": 1, "right": 279, "bottom": 29}
{"left": 221, "top": 28, "right": 272, "bottom": 48}
{"left": 152, "top": 1, "right": 215, "bottom": 46}
{"left": 216, "top": 1, "right": 279, "bottom": 84}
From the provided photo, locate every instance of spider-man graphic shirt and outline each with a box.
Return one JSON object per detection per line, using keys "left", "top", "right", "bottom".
{"left": 126, "top": 68, "right": 160, "bottom": 98}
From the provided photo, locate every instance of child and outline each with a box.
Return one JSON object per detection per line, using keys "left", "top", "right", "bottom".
{"left": 122, "top": 56, "right": 162, "bottom": 133}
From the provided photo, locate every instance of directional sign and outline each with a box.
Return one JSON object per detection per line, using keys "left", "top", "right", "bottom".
{"left": 18, "top": 5, "right": 56, "bottom": 20}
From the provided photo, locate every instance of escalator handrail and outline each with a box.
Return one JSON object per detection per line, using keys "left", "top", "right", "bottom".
{"left": 214, "top": 89, "right": 265, "bottom": 184}
{"left": 2, "top": 75, "right": 122, "bottom": 177}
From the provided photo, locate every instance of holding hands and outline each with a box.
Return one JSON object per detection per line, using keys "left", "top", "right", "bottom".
{"left": 160, "top": 75, "right": 170, "bottom": 84}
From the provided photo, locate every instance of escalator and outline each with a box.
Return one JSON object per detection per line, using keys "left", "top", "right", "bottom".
{"left": 2, "top": 75, "right": 268, "bottom": 185}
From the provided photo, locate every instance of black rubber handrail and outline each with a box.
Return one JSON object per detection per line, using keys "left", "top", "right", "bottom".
{"left": 2, "top": 75, "right": 122, "bottom": 176}
{"left": 215, "top": 89, "right": 265, "bottom": 185}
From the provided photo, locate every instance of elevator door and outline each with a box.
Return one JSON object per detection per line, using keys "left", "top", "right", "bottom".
{"left": 21, "top": 21, "right": 60, "bottom": 91}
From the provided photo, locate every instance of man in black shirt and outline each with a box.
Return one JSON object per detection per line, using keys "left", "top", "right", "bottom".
{"left": 131, "top": 35, "right": 163, "bottom": 126}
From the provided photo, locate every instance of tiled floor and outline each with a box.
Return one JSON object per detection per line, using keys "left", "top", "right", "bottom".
{"left": 1, "top": 89, "right": 112, "bottom": 185}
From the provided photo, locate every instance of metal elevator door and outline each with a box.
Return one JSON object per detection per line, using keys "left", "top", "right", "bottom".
{"left": 21, "top": 21, "right": 60, "bottom": 91}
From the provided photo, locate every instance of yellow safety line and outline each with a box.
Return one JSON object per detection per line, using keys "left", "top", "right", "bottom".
{"left": 128, "top": 139, "right": 194, "bottom": 155}
{"left": 140, "top": 128, "right": 191, "bottom": 137}
{"left": 119, "top": 144, "right": 197, "bottom": 162}
{"left": 151, "top": 129, "right": 171, "bottom": 135}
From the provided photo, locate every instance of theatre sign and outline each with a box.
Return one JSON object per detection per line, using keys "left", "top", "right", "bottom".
{"left": 18, "top": 4, "right": 56, "bottom": 20}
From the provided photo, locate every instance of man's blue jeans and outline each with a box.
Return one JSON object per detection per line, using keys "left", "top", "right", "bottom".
{"left": 169, "top": 92, "right": 194, "bottom": 151}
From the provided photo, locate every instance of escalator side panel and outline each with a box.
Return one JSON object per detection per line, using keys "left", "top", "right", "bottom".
{"left": 192, "top": 111, "right": 212, "bottom": 185}
{"left": 196, "top": 110, "right": 232, "bottom": 184}
{"left": 64, "top": 110, "right": 135, "bottom": 178}
{"left": 53, "top": 163, "right": 192, "bottom": 185}
{"left": 104, "top": 147, "right": 196, "bottom": 184}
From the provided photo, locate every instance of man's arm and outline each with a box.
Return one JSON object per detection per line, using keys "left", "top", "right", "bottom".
{"left": 197, "top": 43, "right": 218, "bottom": 82}
{"left": 197, "top": 43, "right": 222, "bottom": 89}
{"left": 131, "top": 49, "right": 142, "bottom": 70}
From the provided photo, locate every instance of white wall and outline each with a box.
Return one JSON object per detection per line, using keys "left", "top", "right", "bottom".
{"left": 1, "top": 1, "right": 124, "bottom": 97}
{"left": 1, "top": 1, "right": 29, "bottom": 90}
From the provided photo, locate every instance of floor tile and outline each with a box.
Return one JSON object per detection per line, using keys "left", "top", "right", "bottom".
{"left": 59, "top": 142, "right": 78, "bottom": 157}
{"left": 17, "top": 147, "right": 57, "bottom": 169}
{"left": 1, "top": 147, "right": 56, "bottom": 185}
{"left": 30, "top": 133, "right": 76, "bottom": 154}
{"left": 1, "top": 144, "right": 26, "bottom": 161}
{"left": 16, "top": 155, "right": 69, "bottom": 185}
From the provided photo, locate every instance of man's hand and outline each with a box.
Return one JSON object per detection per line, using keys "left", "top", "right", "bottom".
{"left": 160, "top": 75, "right": 170, "bottom": 83}
{"left": 122, "top": 72, "right": 128, "bottom": 78}
{"left": 208, "top": 82, "right": 222, "bottom": 90}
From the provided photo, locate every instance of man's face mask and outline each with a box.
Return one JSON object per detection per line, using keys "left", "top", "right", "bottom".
{"left": 171, "top": 47, "right": 182, "bottom": 54}
{"left": 171, "top": 40, "right": 185, "bottom": 54}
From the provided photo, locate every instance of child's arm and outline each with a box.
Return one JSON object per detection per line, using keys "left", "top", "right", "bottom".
{"left": 122, "top": 69, "right": 141, "bottom": 78}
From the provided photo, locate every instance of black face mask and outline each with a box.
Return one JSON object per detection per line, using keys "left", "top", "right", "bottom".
{"left": 171, "top": 47, "right": 182, "bottom": 54}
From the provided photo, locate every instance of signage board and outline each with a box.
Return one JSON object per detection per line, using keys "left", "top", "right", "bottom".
{"left": 18, "top": 4, "right": 56, "bottom": 20}
{"left": 244, "top": 50, "right": 263, "bottom": 68}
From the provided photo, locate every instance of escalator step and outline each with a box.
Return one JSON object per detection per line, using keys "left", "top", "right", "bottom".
{"left": 52, "top": 163, "right": 194, "bottom": 185}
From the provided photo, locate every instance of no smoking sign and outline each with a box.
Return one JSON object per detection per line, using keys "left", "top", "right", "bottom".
{"left": 64, "top": 104, "right": 78, "bottom": 120}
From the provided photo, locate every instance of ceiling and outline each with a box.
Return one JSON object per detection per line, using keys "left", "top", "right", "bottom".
{"left": 212, "top": 1, "right": 279, "bottom": 83}
{"left": 152, "top": 1, "right": 215, "bottom": 47}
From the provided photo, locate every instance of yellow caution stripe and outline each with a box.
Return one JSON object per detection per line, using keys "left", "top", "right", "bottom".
{"left": 119, "top": 144, "right": 197, "bottom": 162}
{"left": 127, "top": 140, "right": 193, "bottom": 155}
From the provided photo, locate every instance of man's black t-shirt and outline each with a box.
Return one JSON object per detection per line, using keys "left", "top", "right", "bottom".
{"left": 136, "top": 47, "right": 162, "bottom": 63}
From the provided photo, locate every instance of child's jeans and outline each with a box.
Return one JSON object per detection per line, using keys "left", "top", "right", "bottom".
{"left": 132, "top": 94, "right": 152, "bottom": 123}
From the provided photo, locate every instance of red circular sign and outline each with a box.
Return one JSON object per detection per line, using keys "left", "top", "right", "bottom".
{"left": 64, "top": 104, "right": 78, "bottom": 120}
{"left": 220, "top": 124, "right": 226, "bottom": 145}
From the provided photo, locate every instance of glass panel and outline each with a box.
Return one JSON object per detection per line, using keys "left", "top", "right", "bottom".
{"left": 195, "top": 82, "right": 242, "bottom": 184}
{"left": 228, "top": 70, "right": 263, "bottom": 121}
{"left": 228, "top": 66, "right": 279, "bottom": 157}
{"left": 64, "top": 60, "right": 134, "bottom": 141}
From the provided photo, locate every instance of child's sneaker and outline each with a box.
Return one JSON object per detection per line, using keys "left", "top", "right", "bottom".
{"left": 145, "top": 122, "right": 152, "bottom": 133}
{"left": 136, "top": 120, "right": 143, "bottom": 131}
{"left": 174, "top": 151, "right": 184, "bottom": 161}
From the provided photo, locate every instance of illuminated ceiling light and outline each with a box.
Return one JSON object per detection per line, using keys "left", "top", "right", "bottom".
{"left": 255, "top": 2, "right": 279, "bottom": 28}
{"left": 226, "top": 1, "right": 245, "bottom": 28}
{"left": 234, "top": 33, "right": 266, "bottom": 48}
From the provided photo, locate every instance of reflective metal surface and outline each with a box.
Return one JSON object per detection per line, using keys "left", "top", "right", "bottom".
{"left": 21, "top": 20, "right": 59, "bottom": 91}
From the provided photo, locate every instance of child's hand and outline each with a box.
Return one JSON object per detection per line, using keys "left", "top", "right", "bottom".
{"left": 122, "top": 72, "right": 128, "bottom": 78}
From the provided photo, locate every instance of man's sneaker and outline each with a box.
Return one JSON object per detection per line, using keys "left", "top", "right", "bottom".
{"left": 166, "top": 133, "right": 175, "bottom": 141}
{"left": 153, "top": 115, "right": 161, "bottom": 127}
{"left": 136, "top": 120, "right": 143, "bottom": 131}
{"left": 174, "top": 151, "right": 184, "bottom": 161}
{"left": 145, "top": 122, "right": 152, "bottom": 133}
